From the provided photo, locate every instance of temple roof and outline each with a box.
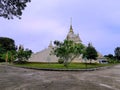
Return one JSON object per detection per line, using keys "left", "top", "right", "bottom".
{"left": 66, "top": 22, "right": 82, "bottom": 43}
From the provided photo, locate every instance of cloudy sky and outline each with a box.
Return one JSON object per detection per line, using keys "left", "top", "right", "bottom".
{"left": 0, "top": 0, "right": 120, "bottom": 55}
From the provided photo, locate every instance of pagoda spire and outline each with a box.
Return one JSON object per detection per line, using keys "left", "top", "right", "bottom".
{"left": 48, "top": 41, "right": 53, "bottom": 48}
{"left": 69, "top": 17, "right": 73, "bottom": 33}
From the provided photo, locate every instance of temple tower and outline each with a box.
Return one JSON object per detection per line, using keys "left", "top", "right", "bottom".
{"left": 66, "top": 19, "right": 82, "bottom": 43}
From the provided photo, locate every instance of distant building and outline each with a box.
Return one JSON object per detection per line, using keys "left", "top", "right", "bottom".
{"left": 29, "top": 21, "right": 103, "bottom": 63}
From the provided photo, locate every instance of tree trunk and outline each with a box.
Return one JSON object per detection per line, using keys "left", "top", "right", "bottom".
{"left": 90, "top": 59, "right": 92, "bottom": 64}
{"left": 64, "top": 58, "right": 68, "bottom": 68}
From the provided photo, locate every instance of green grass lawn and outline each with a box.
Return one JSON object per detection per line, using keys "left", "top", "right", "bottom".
{"left": 14, "top": 62, "right": 116, "bottom": 69}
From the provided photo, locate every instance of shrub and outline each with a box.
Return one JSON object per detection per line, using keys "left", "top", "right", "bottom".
{"left": 13, "top": 59, "right": 27, "bottom": 64}
{"left": 58, "top": 59, "right": 64, "bottom": 64}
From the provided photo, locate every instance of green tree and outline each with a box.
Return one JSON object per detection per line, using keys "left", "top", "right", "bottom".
{"left": 0, "top": 37, "right": 16, "bottom": 62}
{"left": 0, "top": 37, "right": 16, "bottom": 51}
{"left": 104, "top": 54, "right": 116, "bottom": 63}
{"left": 84, "top": 43, "right": 98, "bottom": 63}
{"left": 15, "top": 45, "right": 32, "bottom": 64}
{"left": 0, "top": 0, "right": 31, "bottom": 19}
{"left": 114, "top": 47, "right": 120, "bottom": 60}
{"left": 0, "top": 37, "right": 32, "bottom": 63}
{"left": 104, "top": 54, "right": 114, "bottom": 59}
{"left": 0, "top": 51, "right": 15, "bottom": 62}
{"left": 53, "top": 40, "right": 85, "bottom": 67}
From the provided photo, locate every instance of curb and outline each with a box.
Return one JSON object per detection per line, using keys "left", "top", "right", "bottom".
{"left": 1, "top": 63, "right": 116, "bottom": 71}
{"left": 7, "top": 64, "right": 114, "bottom": 71}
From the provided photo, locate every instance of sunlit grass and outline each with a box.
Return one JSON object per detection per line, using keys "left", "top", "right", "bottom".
{"left": 14, "top": 62, "right": 116, "bottom": 69}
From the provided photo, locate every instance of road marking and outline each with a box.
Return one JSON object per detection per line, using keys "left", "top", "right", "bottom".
{"left": 99, "top": 83, "right": 113, "bottom": 89}
{"left": 116, "top": 80, "right": 120, "bottom": 82}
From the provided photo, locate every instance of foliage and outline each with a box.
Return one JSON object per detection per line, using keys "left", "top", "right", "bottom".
{"left": 0, "top": 46, "right": 5, "bottom": 62}
{"left": 0, "top": 0, "right": 31, "bottom": 19}
{"left": 114, "top": 47, "right": 120, "bottom": 60}
{"left": 14, "top": 45, "right": 32, "bottom": 64}
{"left": 58, "top": 59, "right": 64, "bottom": 64}
{"left": 83, "top": 43, "right": 98, "bottom": 63}
{"left": 104, "top": 54, "right": 114, "bottom": 59}
{"left": 0, "top": 37, "right": 32, "bottom": 63}
{"left": 52, "top": 40, "right": 85, "bottom": 67}
{"left": 0, "top": 37, "right": 16, "bottom": 51}
{"left": 107, "top": 59, "right": 119, "bottom": 63}
{"left": 0, "top": 50, "right": 16, "bottom": 62}
{"left": 0, "top": 37, "right": 16, "bottom": 62}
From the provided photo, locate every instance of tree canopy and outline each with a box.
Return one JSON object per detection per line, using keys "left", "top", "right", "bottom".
{"left": 0, "top": 0, "right": 31, "bottom": 19}
{"left": 0, "top": 37, "right": 32, "bottom": 63}
{"left": 0, "top": 37, "right": 16, "bottom": 52}
{"left": 83, "top": 43, "right": 98, "bottom": 62}
{"left": 53, "top": 40, "right": 85, "bottom": 67}
{"left": 15, "top": 45, "right": 32, "bottom": 64}
{"left": 0, "top": 37, "right": 16, "bottom": 62}
{"left": 104, "top": 54, "right": 114, "bottom": 59}
{"left": 114, "top": 47, "right": 120, "bottom": 60}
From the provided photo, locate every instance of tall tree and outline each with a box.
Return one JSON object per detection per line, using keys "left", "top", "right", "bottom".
{"left": 52, "top": 40, "right": 85, "bottom": 67}
{"left": 0, "top": 37, "right": 16, "bottom": 62}
{"left": 0, "top": 0, "right": 31, "bottom": 19}
{"left": 84, "top": 43, "right": 98, "bottom": 63}
{"left": 114, "top": 47, "right": 120, "bottom": 60}
{"left": 0, "top": 37, "right": 32, "bottom": 63}
{"left": 0, "top": 37, "right": 16, "bottom": 51}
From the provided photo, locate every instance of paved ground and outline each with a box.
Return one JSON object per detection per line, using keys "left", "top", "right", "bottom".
{"left": 0, "top": 64, "right": 120, "bottom": 90}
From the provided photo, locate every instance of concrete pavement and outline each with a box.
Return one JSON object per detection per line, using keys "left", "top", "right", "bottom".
{"left": 0, "top": 64, "right": 120, "bottom": 90}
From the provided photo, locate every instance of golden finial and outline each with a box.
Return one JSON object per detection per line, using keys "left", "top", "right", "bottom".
{"left": 48, "top": 41, "right": 53, "bottom": 48}
{"left": 70, "top": 17, "right": 73, "bottom": 33}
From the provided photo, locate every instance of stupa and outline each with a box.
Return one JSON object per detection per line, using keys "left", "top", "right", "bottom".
{"left": 66, "top": 21, "right": 82, "bottom": 43}
{"left": 29, "top": 20, "right": 102, "bottom": 63}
